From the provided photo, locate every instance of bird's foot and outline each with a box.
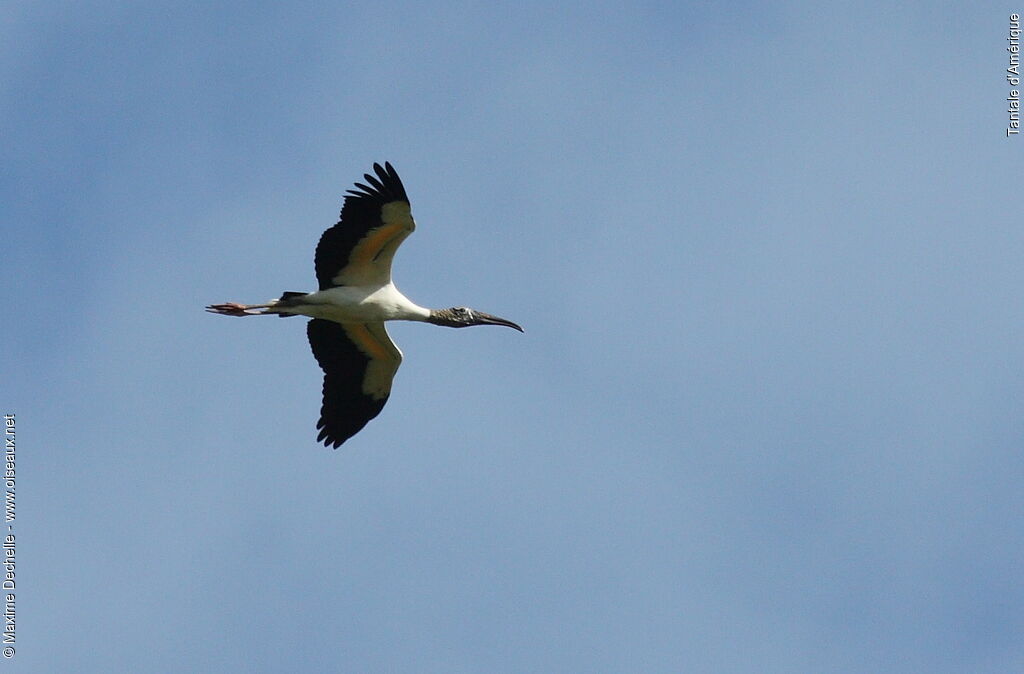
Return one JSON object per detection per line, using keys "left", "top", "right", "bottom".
{"left": 205, "top": 302, "right": 264, "bottom": 316}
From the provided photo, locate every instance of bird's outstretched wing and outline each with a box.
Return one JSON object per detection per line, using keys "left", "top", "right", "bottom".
{"left": 306, "top": 318, "right": 403, "bottom": 448}
{"left": 315, "top": 162, "right": 415, "bottom": 289}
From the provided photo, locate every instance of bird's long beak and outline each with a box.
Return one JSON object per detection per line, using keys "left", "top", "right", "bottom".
{"left": 475, "top": 312, "right": 524, "bottom": 332}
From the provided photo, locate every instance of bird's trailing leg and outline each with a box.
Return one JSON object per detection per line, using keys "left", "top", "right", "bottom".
{"left": 205, "top": 301, "right": 279, "bottom": 316}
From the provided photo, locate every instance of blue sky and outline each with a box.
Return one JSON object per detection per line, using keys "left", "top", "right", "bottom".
{"left": 5, "top": 1, "right": 1024, "bottom": 671}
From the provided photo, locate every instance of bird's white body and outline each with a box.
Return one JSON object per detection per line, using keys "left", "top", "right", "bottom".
{"left": 284, "top": 284, "right": 430, "bottom": 324}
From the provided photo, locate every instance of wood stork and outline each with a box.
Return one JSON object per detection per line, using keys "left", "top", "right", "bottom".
{"left": 207, "top": 162, "right": 522, "bottom": 448}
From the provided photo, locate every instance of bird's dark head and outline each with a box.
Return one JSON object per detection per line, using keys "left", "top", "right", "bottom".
{"left": 428, "top": 307, "right": 523, "bottom": 332}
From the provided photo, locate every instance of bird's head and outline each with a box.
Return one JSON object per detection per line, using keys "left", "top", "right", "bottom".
{"left": 429, "top": 307, "right": 523, "bottom": 332}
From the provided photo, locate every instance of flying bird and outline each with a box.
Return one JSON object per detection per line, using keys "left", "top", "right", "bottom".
{"left": 207, "top": 162, "right": 522, "bottom": 448}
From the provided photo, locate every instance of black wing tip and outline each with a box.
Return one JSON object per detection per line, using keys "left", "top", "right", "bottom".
{"left": 315, "top": 421, "right": 347, "bottom": 449}
{"left": 342, "top": 161, "right": 408, "bottom": 205}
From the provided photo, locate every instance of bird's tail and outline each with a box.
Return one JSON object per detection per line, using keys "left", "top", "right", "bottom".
{"left": 274, "top": 292, "right": 308, "bottom": 318}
